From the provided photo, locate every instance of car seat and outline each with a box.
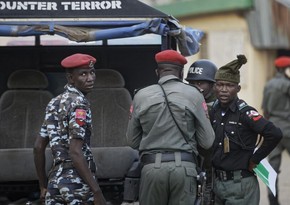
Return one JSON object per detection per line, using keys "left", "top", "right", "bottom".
{"left": 0, "top": 69, "right": 53, "bottom": 182}
{"left": 87, "top": 69, "right": 140, "bottom": 202}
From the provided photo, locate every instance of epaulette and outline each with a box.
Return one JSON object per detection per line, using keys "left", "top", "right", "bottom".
{"left": 133, "top": 85, "right": 148, "bottom": 96}
{"left": 212, "top": 99, "right": 219, "bottom": 109}
{"left": 237, "top": 99, "right": 250, "bottom": 112}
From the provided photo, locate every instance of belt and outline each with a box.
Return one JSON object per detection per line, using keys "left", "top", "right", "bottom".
{"left": 140, "top": 152, "right": 195, "bottom": 165}
{"left": 215, "top": 169, "right": 254, "bottom": 181}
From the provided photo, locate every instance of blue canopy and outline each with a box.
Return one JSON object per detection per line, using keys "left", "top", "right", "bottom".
{"left": 0, "top": 0, "right": 204, "bottom": 56}
{"left": 0, "top": 18, "right": 204, "bottom": 56}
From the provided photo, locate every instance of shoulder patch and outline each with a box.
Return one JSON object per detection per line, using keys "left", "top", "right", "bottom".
{"left": 246, "top": 110, "right": 262, "bottom": 121}
{"left": 129, "top": 104, "right": 133, "bottom": 120}
{"left": 202, "top": 101, "right": 209, "bottom": 118}
{"left": 75, "top": 108, "right": 86, "bottom": 126}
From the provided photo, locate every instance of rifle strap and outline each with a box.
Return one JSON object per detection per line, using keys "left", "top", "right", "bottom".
{"left": 158, "top": 83, "right": 199, "bottom": 166}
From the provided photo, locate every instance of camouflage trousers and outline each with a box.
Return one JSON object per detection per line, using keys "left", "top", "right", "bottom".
{"left": 46, "top": 168, "right": 94, "bottom": 205}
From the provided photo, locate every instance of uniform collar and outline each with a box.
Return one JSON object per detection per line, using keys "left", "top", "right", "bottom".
{"left": 64, "top": 84, "right": 85, "bottom": 98}
{"left": 215, "top": 97, "right": 239, "bottom": 113}
{"left": 276, "top": 72, "right": 286, "bottom": 78}
{"left": 158, "top": 75, "right": 182, "bottom": 85}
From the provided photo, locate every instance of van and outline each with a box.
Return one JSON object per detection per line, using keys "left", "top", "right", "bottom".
{"left": 0, "top": 0, "right": 202, "bottom": 204}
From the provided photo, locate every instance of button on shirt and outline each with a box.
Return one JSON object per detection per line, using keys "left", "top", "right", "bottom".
{"left": 127, "top": 75, "right": 215, "bottom": 156}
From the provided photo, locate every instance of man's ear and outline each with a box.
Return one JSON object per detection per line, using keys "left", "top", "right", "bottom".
{"left": 66, "top": 72, "right": 73, "bottom": 84}
{"left": 180, "top": 68, "right": 184, "bottom": 80}
{"left": 155, "top": 69, "right": 158, "bottom": 76}
{"left": 237, "top": 84, "right": 241, "bottom": 93}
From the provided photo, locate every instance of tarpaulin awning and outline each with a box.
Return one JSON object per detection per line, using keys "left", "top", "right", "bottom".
{"left": 0, "top": 0, "right": 204, "bottom": 56}
{"left": 0, "top": 18, "right": 204, "bottom": 56}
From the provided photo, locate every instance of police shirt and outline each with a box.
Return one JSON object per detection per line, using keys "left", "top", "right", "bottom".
{"left": 40, "top": 84, "right": 93, "bottom": 165}
{"left": 210, "top": 97, "right": 282, "bottom": 171}
{"left": 262, "top": 72, "right": 290, "bottom": 137}
{"left": 126, "top": 75, "right": 215, "bottom": 156}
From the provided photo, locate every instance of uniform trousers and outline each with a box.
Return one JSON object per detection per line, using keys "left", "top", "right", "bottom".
{"left": 46, "top": 168, "right": 94, "bottom": 205}
{"left": 214, "top": 175, "right": 259, "bottom": 205}
{"left": 139, "top": 152, "right": 197, "bottom": 205}
{"left": 268, "top": 137, "right": 290, "bottom": 205}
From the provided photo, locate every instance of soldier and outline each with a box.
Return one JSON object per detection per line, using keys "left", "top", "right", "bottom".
{"left": 33, "top": 53, "right": 106, "bottom": 205}
{"left": 262, "top": 56, "right": 290, "bottom": 205}
{"left": 185, "top": 59, "right": 218, "bottom": 110}
{"left": 185, "top": 59, "right": 218, "bottom": 205}
{"left": 210, "top": 55, "right": 282, "bottom": 205}
{"left": 126, "top": 49, "right": 215, "bottom": 205}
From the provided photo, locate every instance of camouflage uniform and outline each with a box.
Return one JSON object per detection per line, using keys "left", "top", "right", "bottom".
{"left": 40, "top": 84, "right": 95, "bottom": 204}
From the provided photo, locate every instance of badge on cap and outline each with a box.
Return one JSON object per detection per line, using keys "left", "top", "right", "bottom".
{"left": 75, "top": 108, "right": 86, "bottom": 126}
{"left": 89, "top": 60, "right": 94, "bottom": 68}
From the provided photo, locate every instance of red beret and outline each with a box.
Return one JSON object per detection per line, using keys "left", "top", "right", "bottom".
{"left": 61, "top": 53, "right": 96, "bottom": 69}
{"left": 275, "top": 56, "right": 290, "bottom": 69}
{"left": 155, "top": 50, "right": 187, "bottom": 67}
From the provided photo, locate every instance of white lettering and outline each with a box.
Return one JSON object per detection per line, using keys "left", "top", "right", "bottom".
{"left": 16, "top": 1, "right": 27, "bottom": 10}
{"left": 61, "top": 2, "right": 70, "bottom": 10}
{"left": 6, "top": 2, "right": 17, "bottom": 10}
{"left": 112, "top": 0, "right": 121, "bottom": 9}
{"left": 47, "top": 2, "right": 57, "bottom": 10}
{"left": 38, "top": 2, "right": 46, "bottom": 10}
{"left": 81, "top": 1, "right": 91, "bottom": 10}
{"left": 0, "top": 2, "right": 4, "bottom": 9}
{"left": 189, "top": 67, "right": 203, "bottom": 75}
{"left": 71, "top": 2, "right": 80, "bottom": 10}
{"left": 62, "top": 1, "right": 122, "bottom": 10}
{"left": 101, "top": 1, "right": 110, "bottom": 9}
{"left": 28, "top": 2, "right": 37, "bottom": 10}
{"left": 0, "top": 1, "right": 122, "bottom": 11}
{"left": 92, "top": 1, "right": 101, "bottom": 9}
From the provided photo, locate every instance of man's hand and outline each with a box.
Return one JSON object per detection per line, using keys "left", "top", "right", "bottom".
{"left": 40, "top": 187, "right": 47, "bottom": 204}
{"left": 248, "top": 160, "right": 257, "bottom": 172}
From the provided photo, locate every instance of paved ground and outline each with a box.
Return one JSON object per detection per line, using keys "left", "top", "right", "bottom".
{"left": 259, "top": 151, "right": 290, "bottom": 205}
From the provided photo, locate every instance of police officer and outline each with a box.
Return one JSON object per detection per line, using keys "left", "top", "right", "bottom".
{"left": 185, "top": 59, "right": 218, "bottom": 110}
{"left": 126, "top": 49, "right": 215, "bottom": 205}
{"left": 185, "top": 60, "right": 218, "bottom": 205}
{"left": 34, "top": 53, "right": 106, "bottom": 205}
{"left": 262, "top": 56, "right": 290, "bottom": 205}
{"left": 210, "top": 55, "right": 282, "bottom": 205}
